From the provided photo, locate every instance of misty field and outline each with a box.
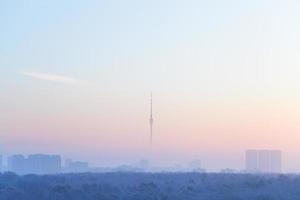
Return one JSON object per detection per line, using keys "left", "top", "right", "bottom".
{"left": 0, "top": 172, "right": 299, "bottom": 200}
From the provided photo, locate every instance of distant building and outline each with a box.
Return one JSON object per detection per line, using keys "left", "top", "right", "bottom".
{"left": 220, "top": 168, "right": 236, "bottom": 174}
{"left": 115, "top": 164, "right": 144, "bottom": 172}
{"left": 65, "top": 159, "right": 89, "bottom": 173}
{"left": 258, "top": 150, "right": 270, "bottom": 172}
{"left": 245, "top": 150, "right": 258, "bottom": 172}
{"left": 0, "top": 155, "right": 2, "bottom": 172}
{"left": 245, "top": 150, "right": 282, "bottom": 173}
{"left": 189, "top": 160, "right": 202, "bottom": 171}
{"left": 137, "top": 160, "right": 150, "bottom": 170}
{"left": 8, "top": 154, "right": 61, "bottom": 175}
{"left": 26, "top": 154, "right": 61, "bottom": 174}
{"left": 269, "top": 150, "right": 282, "bottom": 173}
{"left": 8, "top": 154, "right": 26, "bottom": 174}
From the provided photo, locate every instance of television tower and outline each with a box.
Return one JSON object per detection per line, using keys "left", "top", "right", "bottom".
{"left": 149, "top": 92, "right": 153, "bottom": 145}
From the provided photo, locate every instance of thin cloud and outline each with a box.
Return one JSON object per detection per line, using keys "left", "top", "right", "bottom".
{"left": 19, "top": 71, "right": 86, "bottom": 85}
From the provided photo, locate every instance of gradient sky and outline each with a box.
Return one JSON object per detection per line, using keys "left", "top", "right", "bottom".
{"left": 2, "top": 0, "right": 300, "bottom": 171}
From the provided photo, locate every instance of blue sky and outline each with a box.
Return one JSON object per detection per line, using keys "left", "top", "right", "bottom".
{"left": 1, "top": 0, "right": 299, "bottom": 91}
{"left": 2, "top": 0, "right": 300, "bottom": 171}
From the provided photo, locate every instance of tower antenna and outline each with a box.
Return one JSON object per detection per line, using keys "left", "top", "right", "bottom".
{"left": 149, "top": 92, "right": 153, "bottom": 145}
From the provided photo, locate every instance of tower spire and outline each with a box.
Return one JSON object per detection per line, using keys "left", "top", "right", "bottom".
{"left": 149, "top": 92, "right": 153, "bottom": 145}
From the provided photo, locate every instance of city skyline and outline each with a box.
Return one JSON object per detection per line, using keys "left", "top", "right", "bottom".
{"left": 2, "top": 0, "right": 300, "bottom": 171}
{"left": 0, "top": 148, "right": 288, "bottom": 174}
{"left": 0, "top": 149, "right": 285, "bottom": 174}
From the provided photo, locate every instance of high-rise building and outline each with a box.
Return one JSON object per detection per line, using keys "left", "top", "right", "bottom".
{"left": 8, "top": 154, "right": 61, "bottom": 175}
{"left": 269, "top": 150, "right": 282, "bottom": 173}
{"left": 26, "top": 154, "right": 61, "bottom": 174}
{"left": 0, "top": 155, "right": 2, "bottom": 172}
{"left": 8, "top": 154, "right": 26, "bottom": 174}
{"left": 245, "top": 150, "right": 282, "bottom": 173}
{"left": 258, "top": 150, "right": 270, "bottom": 172}
{"left": 245, "top": 150, "right": 258, "bottom": 172}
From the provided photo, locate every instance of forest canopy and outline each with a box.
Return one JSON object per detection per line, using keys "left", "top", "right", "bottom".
{"left": 0, "top": 172, "right": 298, "bottom": 200}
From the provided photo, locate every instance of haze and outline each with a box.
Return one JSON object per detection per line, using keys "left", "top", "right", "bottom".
{"left": 1, "top": 0, "right": 300, "bottom": 171}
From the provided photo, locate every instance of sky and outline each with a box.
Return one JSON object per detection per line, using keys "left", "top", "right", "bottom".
{"left": 1, "top": 0, "right": 300, "bottom": 171}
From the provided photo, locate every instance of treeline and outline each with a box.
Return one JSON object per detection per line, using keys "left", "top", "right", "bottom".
{"left": 0, "top": 172, "right": 299, "bottom": 200}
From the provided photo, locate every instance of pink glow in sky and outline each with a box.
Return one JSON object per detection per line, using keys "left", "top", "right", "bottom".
{"left": 2, "top": 0, "right": 300, "bottom": 171}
